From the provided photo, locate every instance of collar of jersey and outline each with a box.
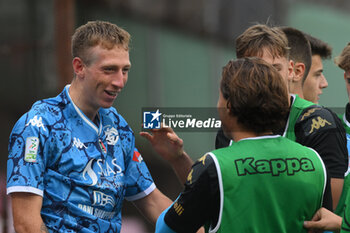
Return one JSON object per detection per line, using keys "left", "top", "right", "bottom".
{"left": 237, "top": 134, "right": 281, "bottom": 142}
{"left": 65, "top": 85, "right": 103, "bottom": 135}
{"left": 281, "top": 94, "right": 296, "bottom": 137}
{"left": 230, "top": 134, "right": 281, "bottom": 145}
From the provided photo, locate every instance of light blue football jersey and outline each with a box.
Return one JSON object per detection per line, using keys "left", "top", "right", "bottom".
{"left": 7, "top": 85, "right": 155, "bottom": 232}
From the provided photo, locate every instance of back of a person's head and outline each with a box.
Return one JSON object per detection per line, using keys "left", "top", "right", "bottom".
{"left": 235, "top": 24, "right": 289, "bottom": 60}
{"left": 220, "top": 57, "right": 289, "bottom": 134}
{"left": 335, "top": 43, "right": 350, "bottom": 71}
{"left": 280, "top": 26, "right": 312, "bottom": 82}
{"left": 72, "top": 20, "right": 130, "bottom": 65}
{"left": 303, "top": 33, "right": 332, "bottom": 59}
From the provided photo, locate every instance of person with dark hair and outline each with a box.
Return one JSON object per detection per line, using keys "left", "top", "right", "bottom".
{"left": 154, "top": 57, "right": 328, "bottom": 233}
{"left": 143, "top": 24, "right": 346, "bottom": 213}
{"left": 303, "top": 33, "right": 332, "bottom": 104}
{"left": 6, "top": 20, "right": 194, "bottom": 233}
{"left": 280, "top": 26, "right": 312, "bottom": 98}
{"left": 303, "top": 42, "right": 350, "bottom": 233}
{"left": 214, "top": 24, "right": 346, "bottom": 209}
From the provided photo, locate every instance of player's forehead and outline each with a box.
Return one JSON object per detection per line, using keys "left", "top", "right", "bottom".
{"left": 87, "top": 44, "right": 131, "bottom": 67}
{"left": 311, "top": 55, "right": 323, "bottom": 66}
{"left": 259, "top": 48, "right": 288, "bottom": 67}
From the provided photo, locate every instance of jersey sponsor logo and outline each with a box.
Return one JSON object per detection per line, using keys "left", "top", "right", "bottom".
{"left": 26, "top": 116, "right": 46, "bottom": 131}
{"left": 78, "top": 190, "right": 117, "bottom": 220}
{"left": 78, "top": 204, "right": 116, "bottom": 220}
{"left": 309, "top": 116, "right": 332, "bottom": 133}
{"left": 24, "top": 137, "right": 39, "bottom": 162}
{"left": 235, "top": 157, "right": 315, "bottom": 176}
{"left": 173, "top": 202, "right": 184, "bottom": 216}
{"left": 73, "top": 137, "right": 87, "bottom": 149}
{"left": 82, "top": 158, "right": 123, "bottom": 186}
{"left": 104, "top": 126, "right": 119, "bottom": 145}
{"left": 83, "top": 159, "right": 98, "bottom": 186}
{"left": 301, "top": 108, "right": 321, "bottom": 121}
{"left": 92, "top": 191, "right": 116, "bottom": 208}
{"left": 132, "top": 150, "right": 143, "bottom": 163}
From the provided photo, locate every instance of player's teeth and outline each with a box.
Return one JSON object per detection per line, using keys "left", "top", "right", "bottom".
{"left": 106, "top": 91, "right": 116, "bottom": 96}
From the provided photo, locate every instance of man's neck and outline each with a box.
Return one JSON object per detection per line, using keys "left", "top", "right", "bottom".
{"left": 69, "top": 82, "right": 98, "bottom": 121}
{"left": 229, "top": 123, "right": 273, "bottom": 142}
{"left": 288, "top": 82, "right": 304, "bottom": 99}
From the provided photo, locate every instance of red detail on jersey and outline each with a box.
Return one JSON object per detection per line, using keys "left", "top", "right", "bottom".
{"left": 133, "top": 150, "right": 143, "bottom": 163}
{"left": 99, "top": 139, "right": 107, "bottom": 154}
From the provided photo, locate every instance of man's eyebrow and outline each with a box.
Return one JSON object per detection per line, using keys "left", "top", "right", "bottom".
{"left": 272, "top": 64, "right": 282, "bottom": 68}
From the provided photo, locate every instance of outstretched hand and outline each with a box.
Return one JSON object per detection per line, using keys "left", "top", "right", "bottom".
{"left": 303, "top": 207, "right": 342, "bottom": 233}
{"left": 140, "top": 125, "right": 184, "bottom": 162}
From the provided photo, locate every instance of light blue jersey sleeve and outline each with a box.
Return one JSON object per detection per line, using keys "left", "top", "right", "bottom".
{"left": 155, "top": 205, "right": 176, "bottom": 233}
{"left": 7, "top": 104, "right": 50, "bottom": 196}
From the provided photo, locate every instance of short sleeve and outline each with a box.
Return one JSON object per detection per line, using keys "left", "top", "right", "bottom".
{"left": 7, "top": 110, "right": 49, "bottom": 196}
{"left": 123, "top": 148, "right": 155, "bottom": 201}
{"left": 295, "top": 107, "right": 348, "bottom": 178}
{"left": 108, "top": 109, "right": 155, "bottom": 201}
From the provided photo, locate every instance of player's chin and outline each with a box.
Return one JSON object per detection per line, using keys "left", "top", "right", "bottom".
{"left": 100, "top": 100, "right": 115, "bottom": 109}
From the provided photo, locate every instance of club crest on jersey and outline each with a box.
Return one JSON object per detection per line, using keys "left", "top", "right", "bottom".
{"left": 132, "top": 150, "right": 143, "bottom": 163}
{"left": 104, "top": 126, "right": 119, "bottom": 145}
{"left": 25, "top": 137, "right": 39, "bottom": 162}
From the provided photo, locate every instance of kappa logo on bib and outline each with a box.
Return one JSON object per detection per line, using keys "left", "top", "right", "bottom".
{"left": 235, "top": 157, "right": 315, "bottom": 176}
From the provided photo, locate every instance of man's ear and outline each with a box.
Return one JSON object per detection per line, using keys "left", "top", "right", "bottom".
{"left": 293, "top": 62, "right": 305, "bottom": 82}
{"left": 226, "top": 100, "right": 231, "bottom": 113}
{"left": 287, "top": 60, "right": 294, "bottom": 82}
{"left": 72, "top": 57, "right": 85, "bottom": 78}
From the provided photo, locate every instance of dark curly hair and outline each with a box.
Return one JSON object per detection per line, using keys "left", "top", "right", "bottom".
{"left": 220, "top": 57, "right": 289, "bottom": 134}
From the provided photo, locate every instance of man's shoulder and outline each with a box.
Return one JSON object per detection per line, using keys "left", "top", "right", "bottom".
{"left": 100, "top": 107, "right": 130, "bottom": 127}
{"left": 291, "top": 95, "right": 316, "bottom": 110}
{"left": 16, "top": 94, "right": 65, "bottom": 122}
{"left": 299, "top": 106, "right": 339, "bottom": 123}
{"left": 295, "top": 105, "right": 343, "bottom": 137}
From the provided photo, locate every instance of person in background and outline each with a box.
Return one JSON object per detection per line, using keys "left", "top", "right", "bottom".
{"left": 280, "top": 26, "right": 312, "bottom": 99}
{"left": 154, "top": 57, "right": 328, "bottom": 233}
{"left": 302, "top": 42, "right": 350, "bottom": 233}
{"left": 214, "top": 24, "right": 346, "bottom": 209}
{"left": 302, "top": 33, "right": 332, "bottom": 104}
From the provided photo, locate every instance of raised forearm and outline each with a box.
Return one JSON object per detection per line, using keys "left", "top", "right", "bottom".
{"left": 169, "top": 150, "right": 193, "bottom": 184}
